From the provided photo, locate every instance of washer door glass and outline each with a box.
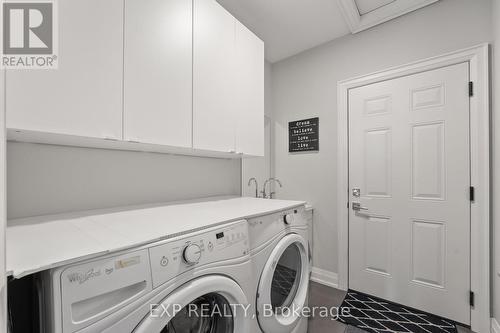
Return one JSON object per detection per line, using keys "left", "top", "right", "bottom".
{"left": 256, "top": 233, "right": 309, "bottom": 333}
{"left": 270, "top": 243, "right": 302, "bottom": 312}
{"left": 160, "top": 293, "right": 233, "bottom": 333}
{"left": 133, "top": 275, "right": 248, "bottom": 333}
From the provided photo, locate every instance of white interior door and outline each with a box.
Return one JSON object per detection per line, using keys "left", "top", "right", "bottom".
{"left": 348, "top": 62, "right": 471, "bottom": 324}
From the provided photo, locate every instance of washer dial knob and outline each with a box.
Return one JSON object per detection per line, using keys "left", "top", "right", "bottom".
{"left": 283, "top": 214, "right": 294, "bottom": 225}
{"left": 182, "top": 244, "right": 202, "bottom": 265}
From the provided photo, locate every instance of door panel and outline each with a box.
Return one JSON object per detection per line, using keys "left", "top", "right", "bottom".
{"left": 6, "top": 0, "right": 123, "bottom": 139}
{"left": 193, "top": 0, "right": 236, "bottom": 153}
{"left": 411, "top": 219, "right": 446, "bottom": 288}
{"left": 349, "top": 62, "right": 470, "bottom": 324}
{"left": 124, "top": 0, "right": 192, "bottom": 147}
{"left": 411, "top": 122, "right": 445, "bottom": 200}
{"left": 234, "top": 21, "right": 264, "bottom": 156}
{"left": 364, "top": 216, "right": 391, "bottom": 276}
{"left": 364, "top": 128, "right": 391, "bottom": 197}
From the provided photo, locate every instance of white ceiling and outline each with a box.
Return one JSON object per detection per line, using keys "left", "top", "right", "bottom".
{"left": 217, "top": 0, "right": 439, "bottom": 63}
{"left": 217, "top": 0, "right": 351, "bottom": 63}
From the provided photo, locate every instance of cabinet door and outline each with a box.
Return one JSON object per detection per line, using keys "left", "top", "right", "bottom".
{"left": 235, "top": 22, "right": 264, "bottom": 156}
{"left": 124, "top": 0, "right": 192, "bottom": 147}
{"left": 6, "top": 0, "right": 123, "bottom": 140}
{"left": 193, "top": 0, "right": 236, "bottom": 153}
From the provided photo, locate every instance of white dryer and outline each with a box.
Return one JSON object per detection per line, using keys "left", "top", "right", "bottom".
{"left": 247, "top": 205, "right": 310, "bottom": 333}
{"left": 42, "top": 220, "right": 253, "bottom": 333}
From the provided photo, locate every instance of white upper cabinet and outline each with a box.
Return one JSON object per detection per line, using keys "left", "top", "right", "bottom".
{"left": 6, "top": 0, "right": 124, "bottom": 140}
{"left": 193, "top": 0, "right": 264, "bottom": 156}
{"left": 193, "top": 0, "right": 237, "bottom": 153}
{"left": 124, "top": 0, "right": 192, "bottom": 147}
{"left": 234, "top": 21, "right": 264, "bottom": 157}
{"left": 6, "top": 0, "right": 264, "bottom": 157}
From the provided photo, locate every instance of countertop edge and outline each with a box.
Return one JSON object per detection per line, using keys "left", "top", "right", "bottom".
{"left": 7, "top": 198, "right": 307, "bottom": 278}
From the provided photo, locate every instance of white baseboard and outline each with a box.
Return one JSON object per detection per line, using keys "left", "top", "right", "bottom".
{"left": 492, "top": 318, "right": 500, "bottom": 333}
{"left": 310, "top": 267, "right": 338, "bottom": 288}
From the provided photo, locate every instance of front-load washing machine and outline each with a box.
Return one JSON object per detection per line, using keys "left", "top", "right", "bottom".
{"left": 247, "top": 205, "right": 310, "bottom": 333}
{"left": 42, "top": 220, "right": 253, "bottom": 333}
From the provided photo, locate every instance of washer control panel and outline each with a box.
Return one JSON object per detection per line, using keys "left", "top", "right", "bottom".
{"left": 247, "top": 206, "right": 307, "bottom": 250}
{"left": 149, "top": 220, "right": 249, "bottom": 288}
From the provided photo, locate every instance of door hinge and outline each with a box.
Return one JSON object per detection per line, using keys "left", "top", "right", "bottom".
{"left": 469, "top": 81, "right": 474, "bottom": 97}
{"left": 470, "top": 291, "right": 475, "bottom": 307}
{"left": 469, "top": 186, "right": 475, "bottom": 202}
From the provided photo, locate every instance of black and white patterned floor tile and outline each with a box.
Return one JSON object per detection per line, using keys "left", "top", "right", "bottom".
{"left": 338, "top": 290, "right": 458, "bottom": 333}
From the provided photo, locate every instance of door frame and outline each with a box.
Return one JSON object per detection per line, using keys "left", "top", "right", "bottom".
{"left": 336, "top": 44, "right": 490, "bottom": 333}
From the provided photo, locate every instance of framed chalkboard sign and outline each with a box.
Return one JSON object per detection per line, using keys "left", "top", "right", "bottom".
{"left": 289, "top": 117, "right": 319, "bottom": 153}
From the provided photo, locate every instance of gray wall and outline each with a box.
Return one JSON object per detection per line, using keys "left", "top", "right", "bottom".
{"left": 242, "top": 61, "right": 274, "bottom": 197}
{"left": 492, "top": 0, "right": 500, "bottom": 324}
{"left": 265, "top": 61, "right": 273, "bottom": 119}
{"left": 271, "top": 0, "right": 492, "bottom": 276}
{"left": 7, "top": 142, "right": 241, "bottom": 219}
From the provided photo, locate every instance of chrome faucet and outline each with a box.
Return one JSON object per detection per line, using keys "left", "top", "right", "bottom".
{"left": 262, "top": 178, "right": 282, "bottom": 199}
{"left": 248, "top": 178, "right": 259, "bottom": 198}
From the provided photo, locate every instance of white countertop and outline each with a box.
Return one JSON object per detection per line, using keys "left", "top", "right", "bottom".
{"left": 7, "top": 196, "right": 306, "bottom": 278}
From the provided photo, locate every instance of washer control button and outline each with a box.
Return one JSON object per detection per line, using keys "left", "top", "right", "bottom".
{"left": 284, "top": 214, "right": 294, "bottom": 225}
{"left": 160, "top": 256, "right": 169, "bottom": 267}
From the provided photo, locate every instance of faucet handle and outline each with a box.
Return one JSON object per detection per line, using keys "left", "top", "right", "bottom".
{"left": 269, "top": 192, "right": 276, "bottom": 199}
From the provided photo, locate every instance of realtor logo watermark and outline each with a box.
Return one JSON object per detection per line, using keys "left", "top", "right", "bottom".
{"left": 1, "top": 0, "right": 58, "bottom": 69}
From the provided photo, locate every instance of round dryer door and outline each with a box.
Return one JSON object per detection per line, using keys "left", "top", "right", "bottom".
{"left": 256, "top": 234, "right": 309, "bottom": 333}
{"left": 134, "top": 275, "right": 250, "bottom": 333}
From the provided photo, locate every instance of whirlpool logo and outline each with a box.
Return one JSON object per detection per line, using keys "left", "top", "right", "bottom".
{"left": 1, "top": 0, "right": 58, "bottom": 69}
{"left": 67, "top": 268, "right": 102, "bottom": 285}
